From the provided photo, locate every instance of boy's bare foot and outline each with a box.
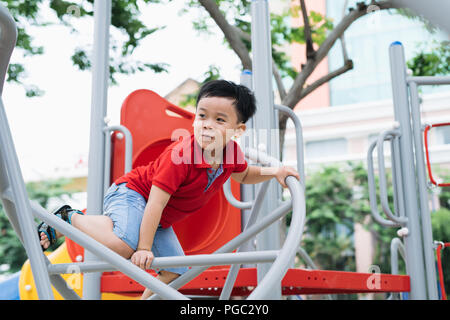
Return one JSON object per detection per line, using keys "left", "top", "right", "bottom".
{"left": 39, "top": 230, "right": 62, "bottom": 250}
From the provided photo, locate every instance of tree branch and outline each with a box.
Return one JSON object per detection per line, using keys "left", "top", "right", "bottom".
{"left": 299, "top": 59, "right": 353, "bottom": 101}
{"left": 299, "top": 0, "right": 316, "bottom": 60}
{"left": 273, "top": 61, "right": 287, "bottom": 100}
{"left": 283, "top": 0, "right": 399, "bottom": 108}
{"left": 198, "top": 0, "right": 252, "bottom": 70}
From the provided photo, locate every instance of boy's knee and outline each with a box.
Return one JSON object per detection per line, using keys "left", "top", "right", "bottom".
{"left": 159, "top": 270, "right": 180, "bottom": 282}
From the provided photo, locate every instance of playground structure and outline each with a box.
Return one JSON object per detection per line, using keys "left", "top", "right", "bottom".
{"left": 0, "top": 0, "right": 449, "bottom": 300}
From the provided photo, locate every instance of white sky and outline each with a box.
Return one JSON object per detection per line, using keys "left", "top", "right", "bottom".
{"left": 2, "top": 1, "right": 242, "bottom": 182}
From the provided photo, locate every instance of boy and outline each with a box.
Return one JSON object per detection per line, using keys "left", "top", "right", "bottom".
{"left": 38, "top": 80, "right": 300, "bottom": 300}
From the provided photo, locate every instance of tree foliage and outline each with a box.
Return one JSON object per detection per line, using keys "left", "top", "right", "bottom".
{"left": 407, "top": 40, "right": 450, "bottom": 77}
{"left": 1, "top": 0, "right": 170, "bottom": 97}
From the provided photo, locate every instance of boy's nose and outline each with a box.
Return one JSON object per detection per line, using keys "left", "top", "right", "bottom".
{"left": 202, "top": 119, "right": 213, "bottom": 129}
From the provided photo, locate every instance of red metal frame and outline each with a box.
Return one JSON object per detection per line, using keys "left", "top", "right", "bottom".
{"left": 100, "top": 267, "right": 410, "bottom": 297}
{"left": 436, "top": 242, "right": 450, "bottom": 300}
{"left": 424, "top": 123, "right": 450, "bottom": 187}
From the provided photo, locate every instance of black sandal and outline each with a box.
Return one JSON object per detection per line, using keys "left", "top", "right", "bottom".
{"left": 37, "top": 205, "right": 84, "bottom": 251}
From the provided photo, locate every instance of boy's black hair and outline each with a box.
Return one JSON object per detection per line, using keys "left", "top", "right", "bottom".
{"left": 196, "top": 80, "right": 257, "bottom": 123}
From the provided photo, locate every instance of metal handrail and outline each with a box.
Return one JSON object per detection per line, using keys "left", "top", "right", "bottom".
{"left": 223, "top": 178, "right": 253, "bottom": 209}
{"left": 219, "top": 179, "right": 271, "bottom": 300}
{"left": 367, "top": 140, "right": 400, "bottom": 227}
{"left": 274, "top": 104, "right": 305, "bottom": 183}
{"left": 387, "top": 237, "right": 406, "bottom": 300}
{"left": 103, "top": 125, "right": 133, "bottom": 193}
{"left": 248, "top": 175, "right": 305, "bottom": 299}
{"left": 376, "top": 130, "right": 407, "bottom": 225}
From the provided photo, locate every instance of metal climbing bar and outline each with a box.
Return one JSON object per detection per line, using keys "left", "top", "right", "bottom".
{"left": 103, "top": 124, "right": 133, "bottom": 194}
{"left": 376, "top": 129, "right": 407, "bottom": 226}
{"left": 47, "top": 250, "right": 280, "bottom": 275}
{"left": 219, "top": 180, "right": 271, "bottom": 300}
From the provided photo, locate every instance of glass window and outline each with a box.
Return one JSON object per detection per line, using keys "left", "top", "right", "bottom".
{"left": 305, "top": 138, "right": 348, "bottom": 159}
{"left": 436, "top": 125, "right": 450, "bottom": 145}
{"left": 326, "top": 0, "right": 449, "bottom": 106}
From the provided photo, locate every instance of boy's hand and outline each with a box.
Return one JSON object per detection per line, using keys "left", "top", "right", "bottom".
{"left": 275, "top": 166, "right": 300, "bottom": 188}
{"left": 131, "top": 249, "right": 154, "bottom": 270}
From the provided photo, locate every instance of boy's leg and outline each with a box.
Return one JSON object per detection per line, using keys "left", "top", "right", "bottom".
{"left": 40, "top": 214, "right": 134, "bottom": 259}
{"left": 140, "top": 270, "right": 180, "bottom": 300}
{"left": 71, "top": 214, "right": 134, "bottom": 258}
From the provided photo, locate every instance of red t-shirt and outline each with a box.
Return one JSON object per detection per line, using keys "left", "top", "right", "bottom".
{"left": 114, "top": 134, "right": 248, "bottom": 228}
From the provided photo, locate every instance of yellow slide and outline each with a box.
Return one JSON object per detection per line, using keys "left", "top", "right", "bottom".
{"left": 18, "top": 242, "right": 137, "bottom": 300}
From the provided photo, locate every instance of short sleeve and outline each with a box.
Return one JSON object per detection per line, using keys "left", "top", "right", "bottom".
{"left": 152, "top": 148, "right": 189, "bottom": 195}
{"left": 233, "top": 141, "right": 248, "bottom": 173}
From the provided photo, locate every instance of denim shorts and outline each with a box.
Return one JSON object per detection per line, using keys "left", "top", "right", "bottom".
{"left": 103, "top": 183, "right": 189, "bottom": 275}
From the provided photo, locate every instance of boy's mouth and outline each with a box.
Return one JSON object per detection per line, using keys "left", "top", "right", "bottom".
{"left": 201, "top": 134, "right": 215, "bottom": 141}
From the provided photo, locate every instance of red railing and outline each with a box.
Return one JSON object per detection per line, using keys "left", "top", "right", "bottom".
{"left": 436, "top": 242, "right": 450, "bottom": 300}
{"left": 423, "top": 123, "right": 450, "bottom": 187}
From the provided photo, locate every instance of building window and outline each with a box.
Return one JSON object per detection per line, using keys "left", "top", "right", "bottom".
{"left": 305, "top": 138, "right": 348, "bottom": 160}
{"left": 436, "top": 125, "right": 450, "bottom": 145}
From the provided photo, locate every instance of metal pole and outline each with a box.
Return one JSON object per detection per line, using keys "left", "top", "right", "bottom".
{"left": 83, "top": 0, "right": 111, "bottom": 300}
{"left": 239, "top": 70, "right": 258, "bottom": 263}
{"left": 251, "top": 0, "right": 281, "bottom": 300}
{"left": 47, "top": 250, "right": 279, "bottom": 274}
{"left": 389, "top": 42, "right": 427, "bottom": 299}
{"left": 408, "top": 81, "right": 438, "bottom": 300}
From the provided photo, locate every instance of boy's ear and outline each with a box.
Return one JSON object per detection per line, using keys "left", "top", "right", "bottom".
{"left": 234, "top": 123, "right": 246, "bottom": 139}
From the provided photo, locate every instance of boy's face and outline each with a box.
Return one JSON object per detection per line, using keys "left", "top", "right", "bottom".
{"left": 193, "top": 96, "right": 246, "bottom": 151}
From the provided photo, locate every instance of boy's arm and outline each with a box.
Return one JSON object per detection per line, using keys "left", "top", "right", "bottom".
{"left": 138, "top": 185, "right": 170, "bottom": 250}
{"left": 231, "top": 165, "right": 300, "bottom": 188}
{"left": 131, "top": 185, "right": 170, "bottom": 269}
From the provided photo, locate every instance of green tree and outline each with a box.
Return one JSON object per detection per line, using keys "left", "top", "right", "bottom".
{"left": 301, "top": 165, "right": 356, "bottom": 272}
{"left": 0, "top": 178, "right": 77, "bottom": 273}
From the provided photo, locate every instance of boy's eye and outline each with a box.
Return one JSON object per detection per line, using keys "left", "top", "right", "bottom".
{"left": 217, "top": 118, "right": 225, "bottom": 122}
{"left": 198, "top": 114, "right": 205, "bottom": 118}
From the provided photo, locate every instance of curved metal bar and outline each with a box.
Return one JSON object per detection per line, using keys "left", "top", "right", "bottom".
{"left": 247, "top": 176, "right": 306, "bottom": 299}
{"left": 274, "top": 104, "right": 305, "bottom": 183}
{"left": 376, "top": 130, "right": 407, "bottom": 225}
{"left": 390, "top": 237, "right": 406, "bottom": 276}
{"left": 367, "top": 140, "right": 399, "bottom": 227}
{"left": 105, "top": 125, "right": 133, "bottom": 173}
{"left": 219, "top": 180, "right": 271, "bottom": 300}
{"left": 223, "top": 178, "right": 253, "bottom": 209}
{"left": 388, "top": 237, "right": 406, "bottom": 300}
{"left": 103, "top": 125, "right": 133, "bottom": 193}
